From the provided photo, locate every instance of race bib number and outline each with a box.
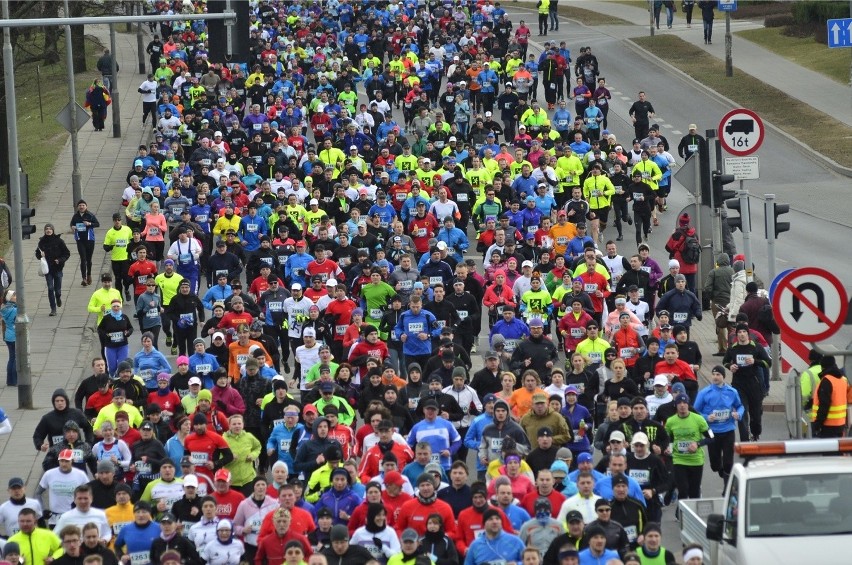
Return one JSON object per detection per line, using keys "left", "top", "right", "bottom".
{"left": 279, "top": 439, "right": 291, "bottom": 451}
{"left": 196, "top": 214, "right": 208, "bottom": 223}
{"left": 736, "top": 354, "right": 753, "bottom": 365}
{"left": 400, "top": 280, "right": 412, "bottom": 290}
{"left": 115, "top": 239, "right": 128, "bottom": 247}
{"left": 458, "top": 310, "right": 468, "bottom": 320}
{"left": 336, "top": 324, "right": 348, "bottom": 335}
{"left": 236, "top": 354, "right": 248, "bottom": 365}
{"left": 109, "top": 332, "right": 124, "bottom": 343}
{"left": 489, "top": 438, "right": 503, "bottom": 452}
{"left": 575, "top": 95, "right": 583, "bottom": 102}
{"left": 677, "top": 441, "right": 692, "bottom": 453}
{"left": 527, "top": 225, "right": 537, "bottom": 234}
{"left": 172, "top": 206, "right": 183, "bottom": 216}
{"left": 620, "top": 347, "right": 635, "bottom": 359}
{"left": 189, "top": 452, "right": 209, "bottom": 465}
{"left": 435, "top": 320, "right": 445, "bottom": 329}
{"left": 247, "top": 223, "right": 258, "bottom": 232}
{"left": 369, "top": 308, "right": 382, "bottom": 319}
{"left": 416, "top": 228, "right": 427, "bottom": 237}
{"left": 215, "top": 269, "right": 228, "bottom": 278}
{"left": 588, "top": 352, "right": 602, "bottom": 363}
{"left": 396, "top": 193, "right": 406, "bottom": 201}
{"left": 408, "top": 322, "right": 424, "bottom": 333}
{"left": 146, "top": 309, "right": 159, "bottom": 318}
{"left": 148, "top": 227, "right": 160, "bottom": 236}
{"left": 504, "top": 338, "right": 517, "bottom": 352}
{"left": 556, "top": 236, "right": 568, "bottom": 245}
{"left": 688, "top": 144, "right": 698, "bottom": 152}
{"left": 457, "top": 193, "right": 468, "bottom": 202}
{"left": 196, "top": 364, "right": 212, "bottom": 374}
{"left": 629, "top": 469, "right": 650, "bottom": 484}
{"left": 429, "top": 276, "right": 442, "bottom": 286}
{"left": 712, "top": 409, "right": 731, "bottom": 422}
{"left": 633, "top": 192, "right": 644, "bottom": 201}
{"left": 76, "top": 223, "right": 86, "bottom": 231}
{"left": 640, "top": 266, "right": 651, "bottom": 273}
{"left": 624, "top": 525, "right": 637, "bottom": 543}
{"left": 570, "top": 327, "right": 584, "bottom": 338}
{"left": 584, "top": 283, "right": 597, "bottom": 292}
{"left": 673, "top": 312, "right": 688, "bottom": 323}
{"left": 253, "top": 123, "right": 262, "bottom": 131}
{"left": 268, "top": 301, "right": 283, "bottom": 312}
{"left": 180, "top": 313, "right": 194, "bottom": 324}
{"left": 179, "top": 253, "right": 192, "bottom": 264}
{"left": 135, "top": 461, "right": 152, "bottom": 474}
{"left": 129, "top": 552, "right": 150, "bottom": 565}
{"left": 430, "top": 454, "right": 441, "bottom": 464}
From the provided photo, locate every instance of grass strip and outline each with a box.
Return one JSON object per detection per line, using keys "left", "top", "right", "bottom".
{"left": 0, "top": 33, "right": 102, "bottom": 249}
{"left": 735, "top": 26, "right": 851, "bottom": 85}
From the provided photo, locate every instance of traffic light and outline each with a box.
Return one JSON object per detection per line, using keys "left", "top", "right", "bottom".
{"left": 725, "top": 197, "right": 748, "bottom": 232}
{"left": 699, "top": 147, "right": 712, "bottom": 207}
{"left": 712, "top": 172, "right": 736, "bottom": 206}
{"left": 768, "top": 202, "right": 790, "bottom": 238}
{"left": 21, "top": 207, "right": 36, "bottom": 239}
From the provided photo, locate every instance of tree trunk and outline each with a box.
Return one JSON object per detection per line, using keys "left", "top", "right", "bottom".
{"left": 70, "top": 2, "right": 86, "bottom": 73}
{"left": 42, "top": 2, "right": 60, "bottom": 65}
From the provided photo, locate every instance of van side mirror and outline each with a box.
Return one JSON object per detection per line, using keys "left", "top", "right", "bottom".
{"left": 707, "top": 513, "right": 725, "bottom": 541}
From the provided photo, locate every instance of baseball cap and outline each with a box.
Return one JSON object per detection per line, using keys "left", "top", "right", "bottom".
{"left": 610, "top": 430, "right": 625, "bottom": 442}
{"left": 183, "top": 474, "right": 199, "bottom": 488}
{"left": 532, "top": 393, "right": 547, "bottom": 404}
{"left": 537, "top": 426, "right": 553, "bottom": 437}
{"left": 58, "top": 449, "right": 74, "bottom": 461}
{"left": 631, "top": 432, "right": 650, "bottom": 445}
{"left": 7, "top": 478, "right": 23, "bottom": 488}
{"left": 214, "top": 468, "right": 232, "bottom": 482}
{"left": 565, "top": 510, "right": 584, "bottom": 523}
{"left": 653, "top": 375, "right": 669, "bottom": 387}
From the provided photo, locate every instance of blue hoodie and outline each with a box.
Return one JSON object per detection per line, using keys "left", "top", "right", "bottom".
{"left": 694, "top": 382, "right": 744, "bottom": 434}
{"left": 394, "top": 308, "right": 441, "bottom": 356}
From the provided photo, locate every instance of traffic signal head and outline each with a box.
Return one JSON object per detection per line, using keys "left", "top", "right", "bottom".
{"left": 725, "top": 198, "right": 742, "bottom": 231}
{"left": 21, "top": 207, "right": 36, "bottom": 239}
{"left": 712, "top": 172, "right": 736, "bottom": 206}
{"left": 772, "top": 202, "right": 790, "bottom": 237}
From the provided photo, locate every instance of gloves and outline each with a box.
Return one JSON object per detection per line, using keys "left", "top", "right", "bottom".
{"left": 216, "top": 400, "right": 228, "bottom": 411}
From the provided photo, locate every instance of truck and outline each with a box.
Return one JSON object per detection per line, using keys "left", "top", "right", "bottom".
{"left": 679, "top": 439, "right": 852, "bottom": 564}
{"left": 724, "top": 119, "right": 754, "bottom": 136}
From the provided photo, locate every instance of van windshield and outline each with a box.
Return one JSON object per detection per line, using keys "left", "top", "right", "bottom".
{"left": 746, "top": 474, "right": 852, "bottom": 537}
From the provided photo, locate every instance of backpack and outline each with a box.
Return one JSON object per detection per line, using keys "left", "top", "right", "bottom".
{"left": 682, "top": 235, "right": 701, "bottom": 265}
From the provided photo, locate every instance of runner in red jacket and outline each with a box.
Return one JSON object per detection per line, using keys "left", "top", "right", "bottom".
{"left": 395, "top": 474, "right": 457, "bottom": 540}
{"left": 456, "top": 482, "right": 515, "bottom": 555}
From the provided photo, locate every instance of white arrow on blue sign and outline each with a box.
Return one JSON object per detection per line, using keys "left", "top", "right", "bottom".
{"left": 827, "top": 18, "right": 852, "bottom": 48}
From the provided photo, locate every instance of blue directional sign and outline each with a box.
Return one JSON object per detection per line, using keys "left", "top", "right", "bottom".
{"left": 828, "top": 18, "right": 852, "bottom": 48}
{"left": 718, "top": 0, "right": 737, "bottom": 12}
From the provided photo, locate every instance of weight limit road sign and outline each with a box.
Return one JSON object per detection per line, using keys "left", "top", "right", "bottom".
{"left": 718, "top": 108, "right": 764, "bottom": 157}
{"left": 772, "top": 267, "right": 848, "bottom": 342}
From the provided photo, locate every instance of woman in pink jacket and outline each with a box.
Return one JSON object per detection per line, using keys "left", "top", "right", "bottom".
{"left": 143, "top": 201, "right": 168, "bottom": 263}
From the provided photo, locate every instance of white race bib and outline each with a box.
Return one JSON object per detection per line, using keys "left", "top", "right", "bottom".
{"left": 189, "top": 452, "right": 209, "bottom": 465}
{"left": 408, "top": 322, "right": 424, "bottom": 333}
{"left": 629, "top": 469, "right": 650, "bottom": 484}
{"left": 584, "top": 283, "right": 597, "bottom": 292}
{"left": 429, "top": 276, "right": 442, "bottom": 286}
{"left": 369, "top": 308, "right": 382, "bottom": 319}
{"left": 570, "top": 327, "right": 584, "bottom": 338}
{"left": 196, "top": 364, "right": 212, "bottom": 374}
{"left": 109, "top": 332, "right": 124, "bottom": 343}
{"left": 458, "top": 310, "right": 468, "bottom": 320}
{"left": 673, "top": 312, "right": 688, "bottom": 323}
{"left": 712, "top": 409, "right": 731, "bottom": 422}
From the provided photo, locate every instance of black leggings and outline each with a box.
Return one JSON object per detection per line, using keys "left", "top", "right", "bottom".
{"left": 77, "top": 240, "right": 95, "bottom": 278}
{"left": 142, "top": 101, "right": 157, "bottom": 125}
{"left": 734, "top": 377, "right": 764, "bottom": 440}
{"left": 635, "top": 211, "right": 652, "bottom": 245}
{"left": 707, "top": 429, "right": 735, "bottom": 483}
{"left": 174, "top": 325, "right": 197, "bottom": 357}
{"left": 673, "top": 464, "right": 703, "bottom": 500}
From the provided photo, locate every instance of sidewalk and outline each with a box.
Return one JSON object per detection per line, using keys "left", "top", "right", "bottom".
{"left": 0, "top": 24, "right": 149, "bottom": 488}
{"left": 569, "top": 0, "right": 852, "bottom": 128}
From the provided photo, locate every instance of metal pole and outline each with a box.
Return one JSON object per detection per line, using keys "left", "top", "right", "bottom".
{"left": 694, "top": 153, "right": 704, "bottom": 307}
{"left": 0, "top": 12, "right": 232, "bottom": 28}
{"left": 63, "top": 0, "right": 83, "bottom": 207}
{"left": 738, "top": 186, "right": 752, "bottom": 283}
{"left": 725, "top": 12, "right": 732, "bottom": 77}
{"left": 2, "top": 0, "right": 33, "bottom": 409}
{"left": 110, "top": 24, "right": 121, "bottom": 138}
{"left": 36, "top": 66, "right": 43, "bottom": 123}
{"left": 136, "top": 2, "right": 145, "bottom": 74}
{"left": 649, "top": 0, "right": 655, "bottom": 36}
{"left": 766, "top": 193, "right": 782, "bottom": 383}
